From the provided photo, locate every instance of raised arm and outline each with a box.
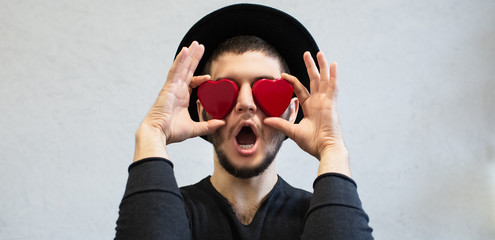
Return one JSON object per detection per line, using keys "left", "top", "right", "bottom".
{"left": 264, "top": 51, "right": 373, "bottom": 239}
{"left": 115, "top": 42, "right": 225, "bottom": 239}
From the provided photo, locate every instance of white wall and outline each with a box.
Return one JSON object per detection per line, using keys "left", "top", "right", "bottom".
{"left": 1, "top": 0, "right": 494, "bottom": 239}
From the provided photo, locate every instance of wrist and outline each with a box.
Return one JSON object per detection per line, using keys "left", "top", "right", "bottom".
{"left": 317, "top": 145, "right": 351, "bottom": 178}
{"left": 133, "top": 125, "right": 169, "bottom": 162}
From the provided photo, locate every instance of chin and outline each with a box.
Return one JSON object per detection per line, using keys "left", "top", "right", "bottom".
{"left": 215, "top": 144, "right": 277, "bottom": 179}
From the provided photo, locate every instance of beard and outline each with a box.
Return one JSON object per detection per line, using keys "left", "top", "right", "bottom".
{"left": 208, "top": 119, "right": 286, "bottom": 179}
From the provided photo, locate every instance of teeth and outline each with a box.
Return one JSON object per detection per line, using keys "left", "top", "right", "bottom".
{"left": 239, "top": 144, "right": 254, "bottom": 149}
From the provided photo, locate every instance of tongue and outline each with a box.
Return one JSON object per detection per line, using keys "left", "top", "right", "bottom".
{"left": 236, "top": 127, "right": 256, "bottom": 145}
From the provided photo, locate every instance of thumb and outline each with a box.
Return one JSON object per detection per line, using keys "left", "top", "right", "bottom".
{"left": 191, "top": 119, "right": 225, "bottom": 137}
{"left": 264, "top": 117, "right": 295, "bottom": 139}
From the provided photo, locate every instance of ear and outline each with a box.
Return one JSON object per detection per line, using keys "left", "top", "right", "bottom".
{"left": 288, "top": 97, "right": 299, "bottom": 123}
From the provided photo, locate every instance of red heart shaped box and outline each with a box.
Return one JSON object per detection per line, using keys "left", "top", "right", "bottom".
{"left": 197, "top": 79, "right": 239, "bottom": 119}
{"left": 252, "top": 78, "right": 293, "bottom": 117}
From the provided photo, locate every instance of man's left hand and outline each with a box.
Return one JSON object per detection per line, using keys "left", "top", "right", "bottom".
{"left": 264, "top": 51, "right": 351, "bottom": 177}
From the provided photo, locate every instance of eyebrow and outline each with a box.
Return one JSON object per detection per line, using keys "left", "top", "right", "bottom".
{"left": 213, "top": 75, "right": 277, "bottom": 81}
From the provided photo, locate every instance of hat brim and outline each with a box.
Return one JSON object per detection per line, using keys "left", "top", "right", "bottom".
{"left": 176, "top": 3, "right": 319, "bottom": 135}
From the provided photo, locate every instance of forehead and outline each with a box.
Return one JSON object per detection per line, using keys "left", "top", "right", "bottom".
{"left": 209, "top": 51, "right": 282, "bottom": 81}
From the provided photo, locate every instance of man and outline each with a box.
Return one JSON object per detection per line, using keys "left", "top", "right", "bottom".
{"left": 115, "top": 4, "right": 373, "bottom": 240}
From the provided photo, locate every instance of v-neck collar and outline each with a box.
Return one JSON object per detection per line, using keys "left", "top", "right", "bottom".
{"left": 203, "top": 176, "right": 282, "bottom": 227}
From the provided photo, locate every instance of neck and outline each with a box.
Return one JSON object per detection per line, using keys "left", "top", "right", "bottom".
{"left": 210, "top": 155, "right": 278, "bottom": 225}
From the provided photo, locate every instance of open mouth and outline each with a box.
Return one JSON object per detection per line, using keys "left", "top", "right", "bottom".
{"left": 235, "top": 126, "right": 257, "bottom": 149}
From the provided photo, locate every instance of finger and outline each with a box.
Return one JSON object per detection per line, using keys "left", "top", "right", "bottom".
{"left": 191, "top": 119, "right": 226, "bottom": 137}
{"left": 263, "top": 117, "right": 296, "bottom": 140}
{"left": 329, "top": 62, "right": 338, "bottom": 98}
{"left": 303, "top": 51, "right": 320, "bottom": 93}
{"left": 317, "top": 52, "right": 330, "bottom": 93}
{"left": 168, "top": 46, "right": 189, "bottom": 84}
{"left": 185, "top": 44, "right": 205, "bottom": 85}
{"left": 282, "top": 73, "right": 310, "bottom": 105}
{"left": 190, "top": 74, "right": 212, "bottom": 88}
{"left": 178, "top": 41, "right": 200, "bottom": 82}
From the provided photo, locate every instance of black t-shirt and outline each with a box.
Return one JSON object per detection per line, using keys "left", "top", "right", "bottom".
{"left": 115, "top": 158, "right": 373, "bottom": 239}
{"left": 181, "top": 176, "right": 311, "bottom": 240}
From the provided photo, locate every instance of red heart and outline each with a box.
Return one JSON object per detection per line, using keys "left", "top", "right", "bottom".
{"left": 197, "top": 79, "right": 239, "bottom": 119}
{"left": 252, "top": 78, "right": 293, "bottom": 117}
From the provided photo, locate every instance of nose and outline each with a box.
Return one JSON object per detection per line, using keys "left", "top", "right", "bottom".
{"left": 234, "top": 83, "right": 257, "bottom": 114}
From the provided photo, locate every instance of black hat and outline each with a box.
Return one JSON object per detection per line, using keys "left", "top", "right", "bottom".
{"left": 176, "top": 3, "right": 319, "bottom": 126}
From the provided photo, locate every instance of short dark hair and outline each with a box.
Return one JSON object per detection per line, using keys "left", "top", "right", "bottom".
{"left": 203, "top": 35, "right": 290, "bottom": 75}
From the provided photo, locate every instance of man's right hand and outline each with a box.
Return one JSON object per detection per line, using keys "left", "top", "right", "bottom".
{"left": 133, "top": 41, "right": 225, "bottom": 162}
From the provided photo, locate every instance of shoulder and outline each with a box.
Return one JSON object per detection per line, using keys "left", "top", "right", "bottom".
{"left": 278, "top": 176, "right": 312, "bottom": 198}
{"left": 273, "top": 176, "right": 312, "bottom": 210}
{"left": 180, "top": 177, "right": 213, "bottom": 201}
{"left": 260, "top": 176, "right": 312, "bottom": 234}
